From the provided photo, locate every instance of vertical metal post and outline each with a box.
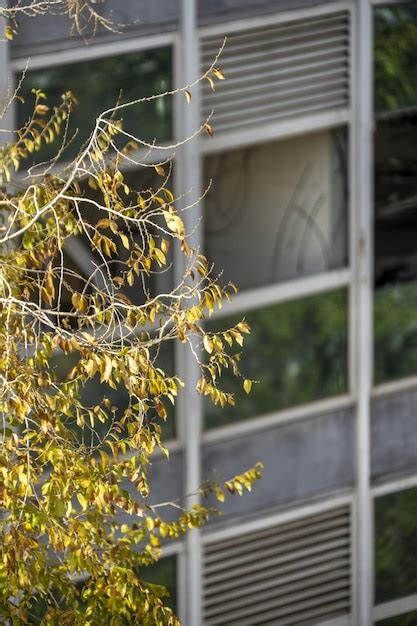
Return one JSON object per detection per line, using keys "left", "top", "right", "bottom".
{"left": 0, "top": 7, "right": 13, "bottom": 133}
{"left": 352, "top": 1, "right": 374, "bottom": 624}
{"left": 176, "top": 1, "right": 203, "bottom": 625}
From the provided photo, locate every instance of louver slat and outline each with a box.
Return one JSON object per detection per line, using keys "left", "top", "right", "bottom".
{"left": 200, "top": 12, "right": 350, "bottom": 134}
{"left": 202, "top": 507, "right": 351, "bottom": 626}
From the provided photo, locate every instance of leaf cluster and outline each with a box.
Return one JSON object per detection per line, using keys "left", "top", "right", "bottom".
{"left": 0, "top": 59, "right": 262, "bottom": 623}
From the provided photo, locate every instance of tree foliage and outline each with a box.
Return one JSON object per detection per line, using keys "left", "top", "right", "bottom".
{"left": 0, "top": 7, "right": 261, "bottom": 624}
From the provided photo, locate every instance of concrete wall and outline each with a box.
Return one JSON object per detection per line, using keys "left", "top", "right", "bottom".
{"left": 202, "top": 407, "right": 355, "bottom": 525}
{"left": 10, "top": 0, "right": 344, "bottom": 59}
{"left": 10, "top": 0, "right": 178, "bottom": 59}
{"left": 372, "top": 388, "right": 417, "bottom": 482}
{"left": 199, "top": 0, "right": 346, "bottom": 24}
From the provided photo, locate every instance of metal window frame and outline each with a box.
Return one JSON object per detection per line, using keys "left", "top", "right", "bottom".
{"left": 10, "top": 31, "right": 176, "bottom": 71}
{"left": 374, "top": 595, "right": 417, "bottom": 622}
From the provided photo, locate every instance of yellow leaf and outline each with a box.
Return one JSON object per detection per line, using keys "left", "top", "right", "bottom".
{"left": 212, "top": 67, "right": 225, "bottom": 80}
{"left": 81, "top": 331, "right": 95, "bottom": 344}
{"left": 120, "top": 232, "right": 129, "bottom": 250}
{"left": 154, "top": 164, "right": 165, "bottom": 177}
{"left": 4, "top": 26, "right": 14, "bottom": 41}
{"left": 35, "top": 104, "right": 49, "bottom": 115}
{"left": 77, "top": 493, "right": 88, "bottom": 511}
{"left": 84, "top": 359, "right": 97, "bottom": 378}
{"left": 203, "top": 335, "right": 213, "bottom": 354}
{"left": 163, "top": 211, "right": 185, "bottom": 237}
{"left": 205, "top": 76, "right": 216, "bottom": 91}
{"left": 71, "top": 292, "right": 88, "bottom": 313}
{"left": 204, "top": 123, "right": 214, "bottom": 138}
{"left": 96, "top": 218, "right": 111, "bottom": 229}
{"left": 101, "top": 355, "right": 113, "bottom": 383}
{"left": 184, "top": 89, "right": 192, "bottom": 104}
{"left": 243, "top": 379, "right": 252, "bottom": 394}
{"left": 163, "top": 188, "right": 174, "bottom": 203}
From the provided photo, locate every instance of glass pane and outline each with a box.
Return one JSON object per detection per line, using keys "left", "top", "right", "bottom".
{"left": 375, "top": 487, "right": 417, "bottom": 604}
{"left": 374, "top": 4, "right": 417, "bottom": 113}
{"left": 28, "top": 556, "right": 177, "bottom": 620}
{"left": 376, "top": 613, "right": 417, "bottom": 626}
{"left": 17, "top": 47, "right": 172, "bottom": 162}
{"left": 73, "top": 166, "right": 174, "bottom": 306}
{"left": 374, "top": 283, "right": 417, "bottom": 384}
{"left": 204, "top": 289, "right": 348, "bottom": 429}
{"left": 145, "top": 555, "right": 177, "bottom": 612}
{"left": 374, "top": 8, "right": 417, "bottom": 383}
{"left": 51, "top": 339, "right": 176, "bottom": 442}
{"left": 204, "top": 128, "right": 348, "bottom": 292}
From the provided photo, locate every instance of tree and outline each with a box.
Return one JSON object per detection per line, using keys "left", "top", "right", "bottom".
{"left": 0, "top": 4, "right": 262, "bottom": 624}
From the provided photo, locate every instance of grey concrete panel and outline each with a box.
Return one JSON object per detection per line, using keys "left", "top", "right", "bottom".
{"left": 10, "top": 0, "right": 178, "bottom": 59}
{"left": 199, "top": 0, "right": 347, "bottom": 24}
{"left": 202, "top": 408, "right": 354, "bottom": 524}
{"left": 372, "top": 389, "right": 417, "bottom": 481}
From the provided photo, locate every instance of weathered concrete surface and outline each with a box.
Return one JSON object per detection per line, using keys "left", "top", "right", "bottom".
{"left": 202, "top": 407, "right": 354, "bottom": 525}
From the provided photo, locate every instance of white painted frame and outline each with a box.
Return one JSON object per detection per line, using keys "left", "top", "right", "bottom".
{"left": 10, "top": 31, "right": 176, "bottom": 71}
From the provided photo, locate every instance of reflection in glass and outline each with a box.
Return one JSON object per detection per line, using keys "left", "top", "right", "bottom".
{"left": 28, "top": 556, "right": 177, "bottom": 621}
{"left": 74, "top": 166, "right": 174, "bottom": 306}
{"left": 377, "top": 613, "right": 417, "bottom": 626}
{"left": 204, "top": 289, "right": 348, "bottom": 429}
{"left": 204, "top": 128, "right": 348, "bottom": 292}
{"left": 374, "top": 11, "right": 417, "bottom": 383}
{"left": 145, "top": 555, "right": 177, "bottom": 612}
{"left": 374, "top": 283, "right": 417, "bottom": 384}
{"left": 51, "top": 338, "right": 176, "bottom": 442}
{"left": 375, "top": 487, "right": 417, "bottom": 605}
{"left": 374, "top": 4, "right": 417, "bottom": 113}
{"left": 17, "top": 47, "right": 172, "bottom": 162}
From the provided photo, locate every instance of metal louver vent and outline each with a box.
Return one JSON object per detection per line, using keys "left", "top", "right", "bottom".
{"left": 202, "top": 506, "right": 351, "bottom": 625}
{"left": 201, "top": 12, "right": 350, "bottom": 134}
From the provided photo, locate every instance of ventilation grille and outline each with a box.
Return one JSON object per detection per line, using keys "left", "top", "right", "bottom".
{"left": 202, "top": 506, "right": 351, "bottom": 625}
{"left": 201, "top": 12, "right": 350, "bottom": 134}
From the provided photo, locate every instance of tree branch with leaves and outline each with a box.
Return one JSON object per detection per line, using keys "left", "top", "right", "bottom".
{"left": 0, "top": 8, "right": 261, "bottom": 625}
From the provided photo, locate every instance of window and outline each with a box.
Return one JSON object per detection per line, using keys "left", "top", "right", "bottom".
{"left": 203, "top": 127, "right": 348, "bottom": 429}
{"left": 205, "top": 289, "right": 348, "bottom": 429}
{"left": 17, "top": 46, "right": 173, "bottom": 163}
{"left": 374, "top": 487, "right": 417, "bottom": 605}
{"left": 28, "top": 555, "right": 177, "bottom": 621}
{"left": 376, "top": 614, "right": 417, "bottom": 626}
{"left": 145, "top": 555, "right": 177, "bottom": 613}
{"left": 374, "top": 5, "right": 417, "bottom": 384}
{"left": 204, "top": 128, "right": 348, "bottom": 292}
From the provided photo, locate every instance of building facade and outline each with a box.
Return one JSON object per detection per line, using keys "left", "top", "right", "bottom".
{"left": 3, "top": 0, "right": 417, "bottom": 624}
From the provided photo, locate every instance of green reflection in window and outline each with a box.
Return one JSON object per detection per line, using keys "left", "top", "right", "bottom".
{"left": 51, "top": 338, "right": 176, "bottom": 442}
{"left": 144, "top": 555, "right": 177, "bottom": 613}
{"left": 375, "top": 487, "right": 417, "bottom": 604}
{"left": 28, "top": 556, "right": 177, "bottom": 622}
{"left": 204, "top": 289, "right": 348, "bottom": 429}
{"left": 17, "top": 46, "right": 172, "bottom": 162}
{"left": 376, "top": 613, "right": 417, "bottom": 626}
{"left": 374, "top": 283, "right": 417, "bottom": 384}
{"left": 374, "top": 4, "right": 417, "bottom": 113}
